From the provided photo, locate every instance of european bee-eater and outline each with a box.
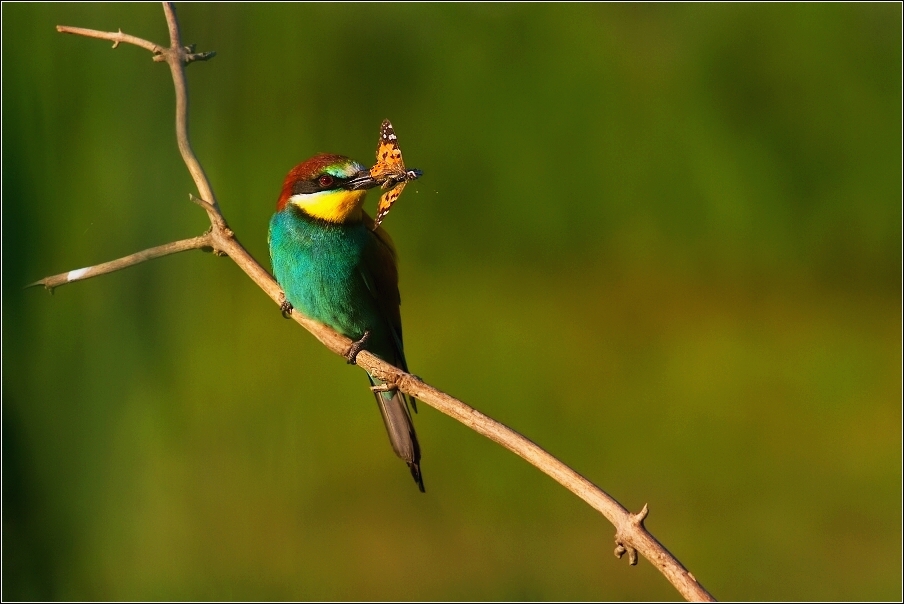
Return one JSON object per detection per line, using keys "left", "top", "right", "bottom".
{"left": 268, "top": 153, "right": 424, "bottom": 491}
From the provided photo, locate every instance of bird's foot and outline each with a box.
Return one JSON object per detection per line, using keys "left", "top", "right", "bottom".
{"left": 280, "top": 298, "right": 293, "bottom": 319}
{"left": 345, "top": 330, "right": 371, "bottom": 364}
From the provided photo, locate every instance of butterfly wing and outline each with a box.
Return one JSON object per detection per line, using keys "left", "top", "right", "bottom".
{"left": 370, "top": 119, "right": 405, "bottom": 182}
{"left": 373, "top": 181, "right": 407, "bottom": 228}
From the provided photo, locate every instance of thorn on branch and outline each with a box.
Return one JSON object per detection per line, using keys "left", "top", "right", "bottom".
{"left": 189, "top": 193, "right": 213, "bottom": 209}
{"left": 632, "top": 503, "right": 649, "bottom": 527}
{"left": 111, "top": 28, "right": 123, "bottom": 49}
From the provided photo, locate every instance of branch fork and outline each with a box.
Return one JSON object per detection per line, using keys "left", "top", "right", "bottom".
{"left": 33, "top": 4, "right": 715, "bottom": 602}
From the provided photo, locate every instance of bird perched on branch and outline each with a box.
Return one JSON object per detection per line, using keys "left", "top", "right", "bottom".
{"left": 268, "top": 151, "right": 425, "bottom": 491}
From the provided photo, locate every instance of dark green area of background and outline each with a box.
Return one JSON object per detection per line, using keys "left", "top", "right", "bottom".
{"left": 3, "top": 3, "right": 901, "bottom": 601}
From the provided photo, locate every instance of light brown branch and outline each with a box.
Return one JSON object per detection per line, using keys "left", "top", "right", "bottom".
{"left": 56, "top": 25, "right": 163, "bottom": 54}
{"left": 160, "top": 3, "right": 219, "bottom": 218}
{"left": 26, "top": 234, "right": 213, "bottom": 292}
{"left": 37, "top": 4, "right": 716, "bottom": 601}
{"left": 354, "top": 356, "right": 713, "bottom": 601}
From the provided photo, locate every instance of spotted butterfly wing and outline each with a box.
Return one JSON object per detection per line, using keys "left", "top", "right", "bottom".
{"left": 373, "top": 182, "right": 405, "bottom": 228}
{"left": 369, "top": 120, "right": 422, "bottom": 229}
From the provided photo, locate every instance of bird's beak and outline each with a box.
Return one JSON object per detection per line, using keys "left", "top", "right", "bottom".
{"left": 347, "top": 170, "right": 380, "bottom": 191}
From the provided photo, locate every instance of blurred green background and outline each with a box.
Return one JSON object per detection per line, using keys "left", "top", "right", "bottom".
{"left": 3, "top": 3, "right": 900, "bottom": 601}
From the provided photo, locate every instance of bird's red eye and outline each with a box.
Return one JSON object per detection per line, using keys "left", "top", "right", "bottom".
{"left": 318, "top": 175, "right": 334, "bottom": 187}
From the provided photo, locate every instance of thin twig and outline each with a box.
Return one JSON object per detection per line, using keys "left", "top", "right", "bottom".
{"left": 37, "top": 4, "right": 716, "bottom": 601}
{"left": 160, "top": 4, "right": 219, "bottom": 217}
{"left": 25, "top": 234, "right": 213, "bottom": 292}
{"left": 56, "top": 25, "right": 163, "bottom": 54}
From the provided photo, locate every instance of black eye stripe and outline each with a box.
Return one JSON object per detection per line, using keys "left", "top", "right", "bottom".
{"left": 291, "top": 180, "right": 318, "bottom": 195}
{"left": 291, "top": 174, "right": 353, "bottom": 196}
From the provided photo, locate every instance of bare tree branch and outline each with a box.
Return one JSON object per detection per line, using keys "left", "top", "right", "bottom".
{"left": 36, "top": 4, "right": 716, "bottom": 601}
{"left": 159, "top": 3, "right": 220, "bottom": 218}
{"left": 25, "top": 233, "right": 214, "bottom": 292}
{"left": 56, "top": 25, "right": 163, "bottom": 54}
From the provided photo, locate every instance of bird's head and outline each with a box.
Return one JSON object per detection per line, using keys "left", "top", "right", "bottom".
{"left": 276, "top": 153, "right": 380, "bottom": 223}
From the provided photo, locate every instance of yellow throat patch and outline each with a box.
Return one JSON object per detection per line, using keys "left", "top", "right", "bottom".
{"left": 290, "top": 189, "right": 366, "bottom": 223}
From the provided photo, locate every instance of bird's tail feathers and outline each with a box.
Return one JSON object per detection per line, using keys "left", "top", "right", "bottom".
{"left": 369, "top": 375, "right": 425, "bottom": 492}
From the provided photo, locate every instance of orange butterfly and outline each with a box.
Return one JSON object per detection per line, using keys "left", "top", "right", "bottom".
{"left": 369, "top": 119, "right": 422, "bottom": 229}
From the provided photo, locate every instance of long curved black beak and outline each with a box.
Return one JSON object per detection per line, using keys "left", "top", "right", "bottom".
{"left": 347, "top": 170, "right": 380, "bottom": 191}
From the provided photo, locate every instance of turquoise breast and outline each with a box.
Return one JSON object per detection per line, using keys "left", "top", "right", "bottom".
{"left": 269, "top": 207, "right": 378, "bottom": 341}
